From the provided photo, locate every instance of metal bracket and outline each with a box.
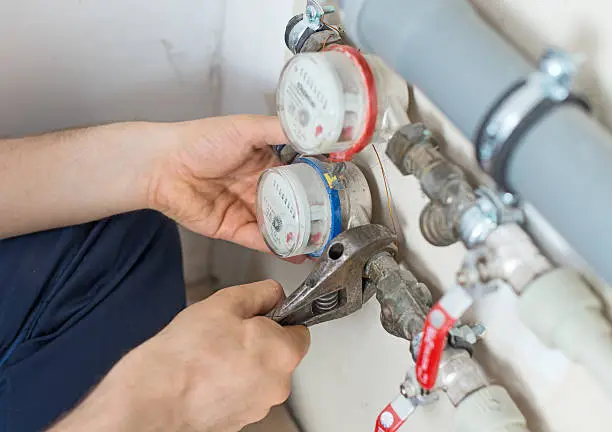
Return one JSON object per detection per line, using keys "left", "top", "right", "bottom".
{"left": 477, "top": 48, "right": 585, "bottom": 175}
{"left": 474, "top": 187, "right": 524, "bottom": 227}
{"left": 456, "top": 248, "right": 504, "bottom": 295}
{"left": 305, "top": 0, "right": 335, "bottom": 30}
{"left": 285, "top": 2, "right": 341, "bottom": 54}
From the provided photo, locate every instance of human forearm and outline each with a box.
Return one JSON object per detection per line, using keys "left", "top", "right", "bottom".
{"left": 0, "top": 122, "right": 175, "bottom": 238}
{"left": 0, "top": 114, "right": 287, "bottom": 251}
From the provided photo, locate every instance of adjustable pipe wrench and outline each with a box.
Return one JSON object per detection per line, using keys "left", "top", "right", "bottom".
{"left": 269, "top": 224, "right": 431, "bottom": 338}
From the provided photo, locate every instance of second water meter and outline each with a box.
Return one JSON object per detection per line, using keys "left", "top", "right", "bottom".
{"left": 256, "top": 157, "right": 372, "bottom": 258}
{"left": 277, "top": 45, "right": 409, "bottom": 161}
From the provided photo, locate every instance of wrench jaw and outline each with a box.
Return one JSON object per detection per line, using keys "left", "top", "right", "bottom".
{"left": 270, "top": 284, "right": 360, "bottom": 327}
{"left": 269, "top": 224, "right": 398, "bottom": 327}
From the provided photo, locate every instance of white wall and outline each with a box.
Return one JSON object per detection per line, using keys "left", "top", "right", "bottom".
{"left": 0, "top": 0, "right": 288, "bottom": 135}
{"left": 247, "top": 1, "right": 612, "bottom": 432}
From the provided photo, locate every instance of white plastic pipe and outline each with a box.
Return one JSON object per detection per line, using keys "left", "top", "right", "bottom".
{"left": 519, "top": 268, "right": 612, "bottom": 395}
{"left": 455, "top": 385, "right": 529, "bottom": 432}
{"left": 437, "top": 349, "right": 530, "bottom": 432}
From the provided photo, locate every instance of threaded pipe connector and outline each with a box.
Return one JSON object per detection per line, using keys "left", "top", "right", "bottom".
{"left": 420, "top": 201, "right": 458, "bottom": 247}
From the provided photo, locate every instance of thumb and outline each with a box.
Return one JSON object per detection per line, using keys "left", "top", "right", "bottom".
{"left": 222, "top": 279, "right": 286, "bottom": 318}
{"left": 282, "top": 325, "right": 311, "bottom": 361}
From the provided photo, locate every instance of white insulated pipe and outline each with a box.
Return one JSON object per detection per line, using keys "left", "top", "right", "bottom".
{"left": 437, "top": 349, "right": 529, "bottom": 432}
{"left": 519, "top": 268, "right": 612, "bottom": 395}
{"left": 455, "top": 385, "right": 529, "bottom": 432}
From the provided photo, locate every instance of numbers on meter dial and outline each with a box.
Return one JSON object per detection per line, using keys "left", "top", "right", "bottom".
{"left": 259, "top": 173, "right": 300, "bottom": 255}
{"left": 278, "top": 55, "right": 344, "bottom": 153}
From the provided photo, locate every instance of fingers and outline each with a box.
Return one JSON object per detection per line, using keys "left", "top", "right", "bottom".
{"left": 220, "top": 279, "right": 286, "bottom": 318}
{"left": 230, "top": 223, "right": 270, "bottom": 253}
{"left": 265, "top": 322, "right": 310, "bottom": 372}
{"left": 284, "top": 256, "right": 307, "bottom": 264}
{"left": 230, "top": 115, "right": 287, "bottom": 148}
{"left": 247, "top": 317, "right": 311, "bottom": 372}
{"left": 230, "top": 223, "right": 309, "bottom": 263}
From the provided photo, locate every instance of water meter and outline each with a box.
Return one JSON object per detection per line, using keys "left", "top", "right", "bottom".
{"left": 277, "top": 45, "right": 409, "bottom": 162}
{"left": 256, "top": 157, "right": 372, "bottom": 258}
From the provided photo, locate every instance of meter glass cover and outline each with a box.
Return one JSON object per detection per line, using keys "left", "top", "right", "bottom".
{"left": 257, "top": 170, "right": 307, "bottom": 257}
{"left": 277, "top": 54, "right": 345, "bottom": 154}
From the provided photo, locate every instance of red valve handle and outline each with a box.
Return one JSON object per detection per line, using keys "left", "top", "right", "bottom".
{"left": 415, "top": 286, "right": 474, "bottom": 390}
{"left": 375, "top": 395, "right": 415, "bottom": 432}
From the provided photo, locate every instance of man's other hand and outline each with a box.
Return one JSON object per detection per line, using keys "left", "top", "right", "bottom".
{"left": 51, "top": 280, "right": 310, "bottom": 432}
{"left": 147, "top": 115, "right": 285, "bottom": 252}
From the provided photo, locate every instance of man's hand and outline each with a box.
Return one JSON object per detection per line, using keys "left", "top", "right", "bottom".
{"left": 148, "top": 115, "right": 284, "bottom": 251}
{"left": 0, "top": 115, "right": 285, "bottom": 250}
{"left": 51, "top": 280, "right": 310, "bottom": 432}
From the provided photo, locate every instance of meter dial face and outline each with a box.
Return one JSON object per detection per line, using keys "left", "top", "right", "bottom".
{"left": 257, "top": 171, "right": 305, "bottom": 257}
{"left": 277, "top": 54, "right": 345, "bottom": 154}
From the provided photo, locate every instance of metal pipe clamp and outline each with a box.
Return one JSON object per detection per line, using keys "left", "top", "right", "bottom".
{"left": 474, "top": 48, "right": 590, "bottom": 190}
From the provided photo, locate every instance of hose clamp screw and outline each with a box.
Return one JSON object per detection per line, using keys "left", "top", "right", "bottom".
{"left": 540, "top": 48, "right": 584, "bottom": 101}
{"left": 400, "top": 373, "right": 439, "bottom": 406}
{"left": 458, "top": 205, "right": 498, "bottom": 248}
{"left": 474, "top": 187, "right": 524, "bottom": 228}
{"left": 305, "top": 1, "right": 335, "bottom": 29}
{"left": 450, "top": 323, "right": 487, "bottom": 345}
{"left": 500, "top": 191, "right": 517, "bottom": 207}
